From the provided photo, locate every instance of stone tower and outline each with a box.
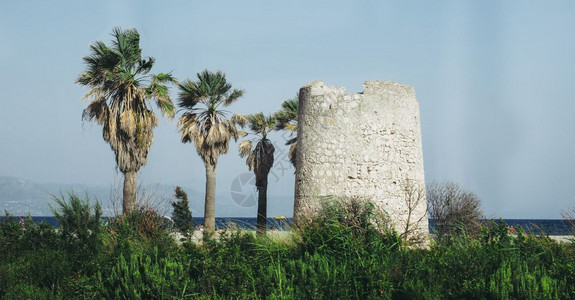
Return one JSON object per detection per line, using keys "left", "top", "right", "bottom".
{"left": 294, "top": 80, "right": 428, "bottom": 241}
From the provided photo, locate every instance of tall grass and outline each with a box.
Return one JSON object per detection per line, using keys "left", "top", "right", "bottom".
{"left": 0, "top": 194, "right": 574, "bottom": 299}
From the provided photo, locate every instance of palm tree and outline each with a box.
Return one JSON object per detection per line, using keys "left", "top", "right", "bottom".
{"left": 177, "top": 70, "right": 245, "bottom": 233}
{"left": 274, "top": 96, "right": 299, "bottom": 168}
{"left": 238, "top": 113, "right": 276, "bottom": 235}
{"left": 77, "top": 27, "right": 175, "bottom": 213}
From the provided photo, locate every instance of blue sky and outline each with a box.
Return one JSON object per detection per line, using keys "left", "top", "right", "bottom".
{"left": 1, "top": 1, "right": 574, "bottom": 218}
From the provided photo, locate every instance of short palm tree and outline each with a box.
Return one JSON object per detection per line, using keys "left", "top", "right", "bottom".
{"left": 77, "top": 27, "right": 175, "bottom": 213}
{"left": 177, "top": 70, "right": 245, "bottom": 233}
{"left": 274, "top": 96, "right": 299, "bottom": 168}
{"left": 238, "top": 113, "right": 276, "bottom": 235}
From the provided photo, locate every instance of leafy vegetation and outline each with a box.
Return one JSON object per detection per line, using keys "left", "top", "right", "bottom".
{"left": 1, "top": 195, "right": 574, "bottom": 299}
{"left": 13, "top": 26, "right": 566, "bottom": 299}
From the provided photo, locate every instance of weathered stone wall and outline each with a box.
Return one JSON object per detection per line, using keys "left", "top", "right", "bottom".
{"left": 294, "top": 80, "right": 428, "bottom": 241}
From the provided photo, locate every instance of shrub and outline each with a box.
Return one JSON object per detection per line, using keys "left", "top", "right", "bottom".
{"left": 51, "top": 193, "right": 103, "bottom": 272}
{"left": 171, "top": 186, "right": 194, "bottom": 238}
{"left": 96, "top": 248, "right": 191, "bottom": 299}
{"left": 427, "top": 181, "right": 483, "bottom": 244}
{"left": 189, "top": 230, "right": 259, "bottom": 298}
{"left": 0, "top": 213, "right": 69, "bottom": 298}
{"left": 561, "top": 206, "right": 575, "bottom": 239}
{"left": 104, "top": 206, "right": 176, "bottom": 259}
{"left": 2, "top": 283, "right": 60, "bottom": 300}
{"left": 284, "top": 197, "right": 399, "bottom": 298}
{"left": 295, "top": 196, "right": 399, "bottom": 257}
{"left": 399, "top": 180, "right": 428, "bottom": 246}
{"left": 0, "top": 214, "right": 60, "bottom": 261}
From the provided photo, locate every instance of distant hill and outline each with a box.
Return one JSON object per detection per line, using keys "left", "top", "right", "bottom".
{"left": 0, "top": 176, "right": 293, "bottom": 218}
{"left": 0, "top": 176, "right": 111, "bottom": 216}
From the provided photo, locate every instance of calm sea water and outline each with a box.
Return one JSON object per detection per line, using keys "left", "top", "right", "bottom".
{"left": 1, "top": 217, "right": 573, "bottom": 236}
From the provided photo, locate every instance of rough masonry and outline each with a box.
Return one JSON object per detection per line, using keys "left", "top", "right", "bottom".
{"left": 294, "top": 80, "right": 428, "bottom": 241}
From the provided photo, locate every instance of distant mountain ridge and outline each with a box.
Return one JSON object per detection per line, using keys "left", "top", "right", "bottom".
{"left": 0, "top": 176, "right": 293, "bottom": 218}
{"left": 0, "top": 176, "right": 111, "bottom": 215}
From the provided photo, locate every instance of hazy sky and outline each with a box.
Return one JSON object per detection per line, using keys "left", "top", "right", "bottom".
{"left": 1, "top": 1, "right": 574, "bottom": 218}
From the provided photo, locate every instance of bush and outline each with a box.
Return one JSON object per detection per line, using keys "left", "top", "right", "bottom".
{"left": 285, "top": 197, "right": 399, "bottom": 299}
{"left": 96, "top": 248, "right": 191, "bottom": 299}
{"left": 51, "top": 193, "right": 103, "bottom": 272}
{"left": 295, "top": 196, "right": 399, "bottom": 257}
{"left": 0, "top": 213, "right": 70, "bottom": 297}
{"left": 189, "top": 230, "right": 259, "bottom": 298}
{"left": 562, "top": 206, "right": 575, "bottom": 239}
{"left": 2, "top": 193, "right": 575, "bottom": 298}
{"left": 104, "top": 206, "right": 176, "bottom": 259}
{"left": 427, "top": 181, "right": 483, "bottom": 244}
{"left": 171, "top": 186, "right": 194, "bottom": 238}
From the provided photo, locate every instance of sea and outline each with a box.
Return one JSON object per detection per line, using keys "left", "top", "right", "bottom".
{"left": 1, "top": 216, "right": 573, "bottom": 236}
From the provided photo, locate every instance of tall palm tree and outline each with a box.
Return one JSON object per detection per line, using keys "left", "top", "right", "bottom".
{"left": 77, "top": 27, "right": 175, "bottom": 213}
{"left": 274, "top": 96, "right": 299, "bottom": 168}
{"left": 238, "top": 113, "right": 276, "bottom": 235}
{"left": 177, "top": 70, "right": 245, "bottom": 233}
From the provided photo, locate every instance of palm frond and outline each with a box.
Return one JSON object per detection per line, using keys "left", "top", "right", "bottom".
{"left": 238, "top": 140, "right": 253, "bottom": 158}
{"left": 177, "top": 79, "right": 203, "bottom": 109}
{"left": 254, "top": 139, "right": 275, "bottom": 176}
{"left": 285, "top": 136, "right": 297, "bottom": 146}
{"left": 119, "top": 109, "right": 137, "bottom": 136}
{"left": 274, "top": 96, "right": 299, "bottom": 131}
{"left": 272, "top": 96, "right": 298, "bottom": 168}
{"left": 112, "top": 27, "right": 141, "bottom": 69}
{"left": 288, "top": 143, "right": 297, "bottom": 168}
{"left": 223, "top": 89, "right": 245, "bottom": 106}
{"left": 232, "top": 114, "right": 249, "bottom": 127}
{"left": 147, "top": 73, "right": 175, "bottom": 118}
{"left": 139, "top": 57, "right": 155, "bottom": 74}
{"left": 82, "top": 97, "right": 109, "bottom": 125}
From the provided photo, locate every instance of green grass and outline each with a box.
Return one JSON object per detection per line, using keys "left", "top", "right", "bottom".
{"left": 0, "top": 195, "right": 574, "bottom": 299}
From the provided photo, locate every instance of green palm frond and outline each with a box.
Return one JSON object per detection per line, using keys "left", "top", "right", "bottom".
{"left": 274, "top": 96, "right": 298, "bottom": 131}
{"left": 177, "top": 79, "right": 203, "bottom": 110}
{"left": 273, "top": 96, "right": 299, "bottom": 168}
{"left": 244, "top": 113, "right": 275, "bottom": 139}
{"left": 147, "top": 73, "right": 176, "bottom": 118}
{"left": 224, "top": 89, "right": 245, "bottom": 106}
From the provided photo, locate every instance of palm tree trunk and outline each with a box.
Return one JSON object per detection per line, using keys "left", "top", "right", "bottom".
{"left": 204, "top": 162, "right": 217, "bottom": 233}
{"left": 123, "top": 170, "right": 137, "bottom": 213}
{"left": 256, "top": 174, "right": 268, "bottom": 235}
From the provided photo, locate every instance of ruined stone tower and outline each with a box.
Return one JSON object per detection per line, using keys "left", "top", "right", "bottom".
{"left": 294, "top": 80, "right": 428, "bottom": 241}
